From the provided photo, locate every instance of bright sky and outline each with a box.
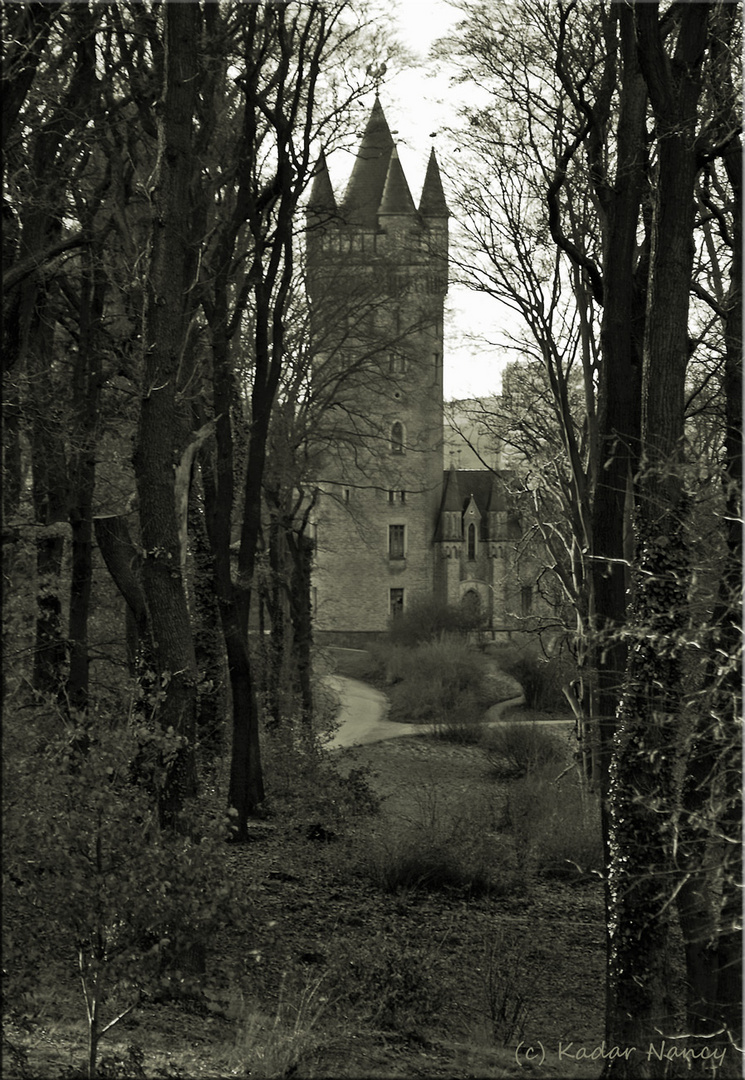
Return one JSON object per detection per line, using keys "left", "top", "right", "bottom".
{"left": 326, "top": 0, "right": 517, "bottom": 401}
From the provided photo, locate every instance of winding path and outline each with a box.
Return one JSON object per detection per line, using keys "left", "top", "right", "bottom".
{"left": 324, "top": 674, "right": 527, "bottom": 749}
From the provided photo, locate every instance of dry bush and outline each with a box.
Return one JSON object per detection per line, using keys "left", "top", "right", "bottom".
{"left": 363, "top": 782, "right": 520, "bottom": 897}
{"left": 369, "top": 637, "right": 490, "bottom": 724}
{"left": 480, "top": 722, "right": 568, "bottom": 778}
{"left": 337, "top": 935, "right": 450, "bottom": 1035}
{"left": 228, "top": 973, "right": 329, "bottom": 1078}
{"left": 502, "top": 764, "right": 603, "bottom": 880}
{"left": 478, "top": 928, "right": 531, "bottom": 1047}
{"left": 492, "top": 648, "right": 573, "bottom": 712}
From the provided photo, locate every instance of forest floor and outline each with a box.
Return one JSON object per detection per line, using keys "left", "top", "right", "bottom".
{"left": 4, "top": 730, "right": 606, "bottom": 1080}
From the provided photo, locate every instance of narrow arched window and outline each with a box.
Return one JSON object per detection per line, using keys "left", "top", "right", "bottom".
{"left": 391, "top": 421, "right": 404, "bottom": 454}
{"left": 468, "top": 523, "right": 476, "bottom": 560}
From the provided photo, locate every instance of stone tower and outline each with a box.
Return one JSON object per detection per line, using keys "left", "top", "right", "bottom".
{"left": 306, "top": 97, "right": 449, "bottom": 641}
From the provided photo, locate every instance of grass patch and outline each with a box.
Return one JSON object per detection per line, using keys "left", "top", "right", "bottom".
{"left": 227, "top": 973, "right": 329, "bottom": 1079}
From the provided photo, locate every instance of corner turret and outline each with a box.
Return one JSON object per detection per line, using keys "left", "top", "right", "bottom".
{"left": 307, "top": 149, "right": 337, "bottom": 220}
{"left": 418, "top": 148, "right": 449, "bottom": 219}
{"left": 378, "top": 147, "right": 417, "bottom": 218}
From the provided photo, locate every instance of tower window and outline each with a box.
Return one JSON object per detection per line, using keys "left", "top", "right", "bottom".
{"left": 468, "top": 522, "right": 477, "bottom": 561}
{"left": 521, "top": 585, "right": 533, "bottom": 616}
{"left": 343, "top": 487, "right": 351, "bottom": 503}
{"left": 390, "top": 588, "right": 404, "bottom": 618}
{"left": 400, "top": 490, "right": 406, "bottom": 504}
{"left": 389, "top": 524, "right": 405, "bottom": 560}
{"left": 391, "top": 421, "right": 404, "bottom": 454}
{"left": 389, "top": 355, "right": 407, "bottom": 375}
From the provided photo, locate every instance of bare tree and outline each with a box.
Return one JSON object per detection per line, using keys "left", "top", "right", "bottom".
{"left": 439, "top": 0, "right": 741, "bottom": 1065}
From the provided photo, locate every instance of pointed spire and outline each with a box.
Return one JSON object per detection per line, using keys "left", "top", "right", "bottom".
{"left": 378, "top": 146, "right": 417, "bottom": 217}
{"left": 418, "top": 148, "right": 449, "bottom": 218}
{"left": 307, "top": 150, "right": 336, "bottom": 215}
{"left": 342, "top": 95, "right": 394, "bottom": 227}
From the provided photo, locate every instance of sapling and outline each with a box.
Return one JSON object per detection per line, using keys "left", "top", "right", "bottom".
{"left": 4, "top": 718, "right": 239, "bottom": 1079}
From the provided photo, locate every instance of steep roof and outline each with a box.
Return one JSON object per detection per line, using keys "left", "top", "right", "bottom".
{"left": 435, "top": 470, "right": 522, "bottom": 542}
{"left": 441, "top": 466, "right": 463, "bottom": 512}
{"left": 342, "top": 96, "right": 394, "bottom": 227}
{"left": 455, "top": 471, "right": 502, "bottom": 515}
{"left": 418, "top": 148, "right": 449, "bottom": 218}
{"left": 307, "top": 150, "right": 336, "bottom": 215}
{"left": 378, "top": 146, "right": 417, "bottom": 216}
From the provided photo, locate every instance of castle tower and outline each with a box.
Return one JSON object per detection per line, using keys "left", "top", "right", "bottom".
{"left": 307, "top": 98, "right": 449, "bottom": 640}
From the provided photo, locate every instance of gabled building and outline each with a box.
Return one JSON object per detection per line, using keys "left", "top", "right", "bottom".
{"left": 306, "top": 98, "right": 531, "bottom": 643}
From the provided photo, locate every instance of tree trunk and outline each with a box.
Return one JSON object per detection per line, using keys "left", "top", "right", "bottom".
{"left": 604, "top": 5, "right": 710, "bottom": 1070}
{"left": 67, "top": 246, "right": 104, "bottom": 712}
{"left": 583, "top": 10, "right": 647, "bottom": 1048}
{"left": 189, "top": 476, "right": 225, "bottom": 766}
{"left": 133, "top": 0, "right": 201, "bottom": 828}
{"left": 592, "top": 2, "right": 646, "bottom": 805}
{"left": 676, "top": 106, "right": 743, "bottom": 1058}
{"left": 30, "top": 319, "right": 68, "bottom": 699}
{"left": 93, "top": 513, "right": 151, "bottom": 675}
{"left": 288, "top": 529, "right": 315, "bottom": 734}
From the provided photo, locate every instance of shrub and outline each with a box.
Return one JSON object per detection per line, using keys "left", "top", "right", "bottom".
{"left": 340, "top": 936, "right": 449, "bottom": 1035}
{"left": 478, "top": 929, "right": 531, "bottom": 1047}
{"left": 481, "top": 722, "right": 567, "bottom": 778}
{"left": 363, "top": 781, "right": 520, "bottom": 897}
{"left": 496, "top": 649, "right": 572, "bottom": 712}
{"left": 228, "top": 973, "right": 328, "bottom": 1079}
{"left": 430, "top": 701, "right": 486, "bottom": 745}
{"left": 368, "top": 834, "right": 493, "bottom": 895}
{"left": 368, "top": 637, "right": 490, "bottom": 725}
{"left": 502, "top": 765, "right": 604, "bottom": 880}
{"left": 3, "top": 711, "right": 243, "bottom": 1080}
{"left": 261, "top": 713, "right": 381, "bottom": 825}
{"left": 386, "top": 597, "right": 484, "bottom": 647}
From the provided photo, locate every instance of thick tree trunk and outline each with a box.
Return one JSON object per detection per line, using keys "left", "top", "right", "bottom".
{"left": 604, "top": 5, "right": 711, "bottom": 1071}
{"left": 33, "top": 532, "right": 66, "bottom": 696}
{"left": 592, "top": 5, "right": 645, "bottom": 803}
{"left": 67, "top": 248, "right": 104, "bottom": 711}
{"left": 132, "top": 0, "right": 201, "bottom": 828}
{"left": 225, "top": 626, "right": 265, "bottom": 838}
{"left": 676, "top": 123, "right": 742, "bottom": 1057}
{"left": 9, "top": 3, "right": 99, "bottom": 700}
{"left": 2, "top": 391, "right": 22, "bottom": 523}
{"left": 588, "top": 11, "right": 647, "bottom": 1049}
{"left": 200, "top": 283, "right": 267, "bottom": 835}
{"left": 264, "top": 507, "right": 287, "bottom": 727}
{"left": 93, "top": 513, "right": 150, "bottom": 672}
